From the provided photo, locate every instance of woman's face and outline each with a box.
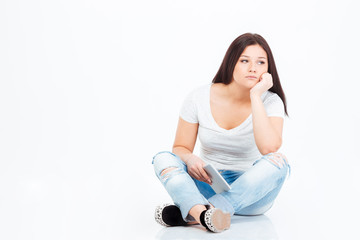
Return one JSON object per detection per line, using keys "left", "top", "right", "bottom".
{"left": 232, "top": 44, "right": 269, "bottom": 88}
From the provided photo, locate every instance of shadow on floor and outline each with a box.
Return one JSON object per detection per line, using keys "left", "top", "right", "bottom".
{"left": 155, "top": 214, "right": 278, "bottom": 240}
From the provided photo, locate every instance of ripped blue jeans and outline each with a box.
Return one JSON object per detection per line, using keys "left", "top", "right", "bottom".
{"left": 152, "top": 151, "right": 290, "bottom": 222}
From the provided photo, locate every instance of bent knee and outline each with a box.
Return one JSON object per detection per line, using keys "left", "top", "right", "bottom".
{"left": 236, "top": 202, "right": 274, "bottom": 216}
{"left": 152, "top": 151, "right": 180, "bottom": 164}
{"left": 263, "top": 152, "right": 289, "bottom": 169}
{"left": 158, "top": 166, "right": 185, "bottom": 183}
{"left": 160, "top": 167, "right": 178, "bottom": 176}
{"left": 152, "top": 151, "right": 184, "bottom": 175}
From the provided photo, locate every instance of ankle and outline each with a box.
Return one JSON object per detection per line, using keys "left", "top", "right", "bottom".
{"left": 189, "top": 205, "right": 207, "bottom": 224}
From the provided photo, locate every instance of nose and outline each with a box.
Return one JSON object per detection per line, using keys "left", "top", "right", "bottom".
{"left": 249, "top": 62, "right": 256, "bottom": 72}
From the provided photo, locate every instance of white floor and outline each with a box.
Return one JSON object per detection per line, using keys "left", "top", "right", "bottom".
{"left": 1, "top": 157, "right": 358, "bottom": 240}
{"left": 153, "top": 215, "right": 279, "bottom": 239}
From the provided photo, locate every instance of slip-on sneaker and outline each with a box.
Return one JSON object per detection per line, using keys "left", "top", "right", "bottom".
{"left": 154, "top": 203, "right": 188, "bottom": 227}
{"left": 200, "top": 208, "right": 231, "bottom": 233}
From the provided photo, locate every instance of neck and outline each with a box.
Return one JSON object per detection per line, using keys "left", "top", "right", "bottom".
{"left": 224, "top": 81, "right": 251, "bottom": 104}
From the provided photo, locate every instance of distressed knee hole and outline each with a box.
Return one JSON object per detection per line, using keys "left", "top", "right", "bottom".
{"left": 266, "top": 152, "right": 288, "bottom": 168}
{"left": 160, "top": 167, "right": 178, "bottom": 176}
{"left": 159, "top": 167, "right": 183, "bottom": 183}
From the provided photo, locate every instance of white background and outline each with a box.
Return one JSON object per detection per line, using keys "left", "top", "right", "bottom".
{"left": 1, "top": 0, "right": 359, "bottom": 239}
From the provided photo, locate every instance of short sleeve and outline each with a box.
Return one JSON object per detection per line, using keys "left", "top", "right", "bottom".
{"left": 179, "top": 90, "right": 199, "bottom": 123}
{"left": 264, "top": 93, "right": 285, "bottom": 119}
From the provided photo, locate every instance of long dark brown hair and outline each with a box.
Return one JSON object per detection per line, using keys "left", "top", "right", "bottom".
{"left": 212, "top": 33, "right": 288, "bottom": 117}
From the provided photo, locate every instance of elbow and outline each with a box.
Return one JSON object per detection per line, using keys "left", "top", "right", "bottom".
{"left": 259, "top": 140, "right": 282, "bottom": 155}
{"left": 172, "top": 145, "right": 192, "bottom": 153}
{"left": 260, "top": 148, "right": 279, "bottom": 155}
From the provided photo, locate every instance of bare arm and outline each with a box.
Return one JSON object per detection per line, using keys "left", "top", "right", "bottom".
{"left": 172, "top": 117, "right": 211, "bottom": 183}
{"left": 250, "top": 93, "right": 283, "bottom": 155}
{"left": 172, "top": 117, "right": 198, "bottom": 163}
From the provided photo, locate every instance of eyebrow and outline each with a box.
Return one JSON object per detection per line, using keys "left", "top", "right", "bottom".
{"left": 240, "top": 55, "right": 267, "bottom": 59}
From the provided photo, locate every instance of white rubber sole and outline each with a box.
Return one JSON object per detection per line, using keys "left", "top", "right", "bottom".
{"left": 204, "top": 208, "right": 231, "bottom": 233}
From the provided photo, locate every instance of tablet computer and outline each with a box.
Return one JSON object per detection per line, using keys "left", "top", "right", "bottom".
{"left": 203, "top": 164, "right": 231, "bottom": 194}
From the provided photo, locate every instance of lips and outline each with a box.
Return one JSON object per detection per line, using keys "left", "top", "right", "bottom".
{"left": 246, "top": 76, "right": 257, "bottom": 79}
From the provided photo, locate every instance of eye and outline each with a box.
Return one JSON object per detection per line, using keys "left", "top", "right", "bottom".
{"left": 258, "top": 61, "right": 265, "bottom": 65}
{"left": 240, "top": 59, "right": 248, "bottom": 63}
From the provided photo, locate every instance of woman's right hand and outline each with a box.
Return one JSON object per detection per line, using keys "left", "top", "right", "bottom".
{"left": 185, "top": 154, "right": 212, "bottom": 184}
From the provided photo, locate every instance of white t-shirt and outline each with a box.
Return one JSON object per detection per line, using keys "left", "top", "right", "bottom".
{"left": 179, "top": 83, "right": 285, "bottom": 171}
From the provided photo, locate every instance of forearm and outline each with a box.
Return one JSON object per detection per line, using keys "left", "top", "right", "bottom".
{"left": 250, "top": 93, "right": 281, "bottom": 154}
{"left": 172, "top": 146, "right": 194, "bottom": 165}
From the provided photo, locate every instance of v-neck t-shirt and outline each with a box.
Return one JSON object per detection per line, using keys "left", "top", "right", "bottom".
{"left": 179, "top": 83, "right": 285, "bottom": 171}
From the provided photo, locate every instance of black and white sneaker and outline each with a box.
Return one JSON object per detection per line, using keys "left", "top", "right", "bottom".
{"left": 154, "top": 203, "right": 188, "bottom": 227}
{"left": 200, "top": 208, "right": 231, "bottom": 233}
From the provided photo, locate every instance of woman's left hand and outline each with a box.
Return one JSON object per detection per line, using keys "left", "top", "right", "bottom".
{"left": 250, "top": 72, "right": 273, "bottom": 96}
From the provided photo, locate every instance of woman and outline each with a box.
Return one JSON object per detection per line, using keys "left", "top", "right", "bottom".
{"left": 152, "top": 33, "right": 290, "bottom": 233}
